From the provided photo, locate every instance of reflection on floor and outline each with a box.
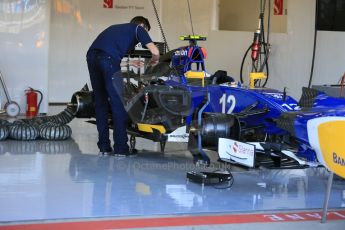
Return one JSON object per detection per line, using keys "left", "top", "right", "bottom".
{"left": 0, "top": 115, "right": 344, "bottom": 223}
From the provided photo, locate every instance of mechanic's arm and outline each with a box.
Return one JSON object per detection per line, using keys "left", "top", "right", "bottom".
{"left": 120, "top": 59, "right": 144, "bottom": 68}
{"left": 146, "top": 42, "right": 160, "bottom": 66}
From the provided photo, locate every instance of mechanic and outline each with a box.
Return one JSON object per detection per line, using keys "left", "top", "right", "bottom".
{"left": 86, "top": 16, "right": 160, "bottom": 156}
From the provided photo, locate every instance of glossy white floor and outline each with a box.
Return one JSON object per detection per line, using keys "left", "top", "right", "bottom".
{"left": 0, "top": 107, "right": 344, "bottom": 229}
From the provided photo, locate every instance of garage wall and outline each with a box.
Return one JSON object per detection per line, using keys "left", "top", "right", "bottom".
{"left": 0, "top": 0, "right": 50, "bottom": 114}
{"left": 48, "top": 0, "right": 162, "bottom": 103}
{"left": 313, "top": 31, "right": 345, "bottom": 86}
{"left": 48, "top": 0, "right": 213, "bottom": 103}
{"left": 162, "top": 0, "right": 310, "bottom": 97}
{"left": 163, "top": 0, "right": 345, "bottom": 99}
{"left": 218, "top": 0, "right": 287, "bottom": 33}
{"left": 208, "top": 0, "right": 344, "bottom": 99}
{"left": 161, "top": 0, "right": 214, "bottom": 49}
{"left": 1, "top": 0, "right": 344, "bottom": 112}
{"left": 205, "top": 0, "right": 316, "bottom": 99}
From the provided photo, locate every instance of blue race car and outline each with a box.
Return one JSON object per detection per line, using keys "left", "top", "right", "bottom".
{"left": 70, "top": 35, "right": 345, "bottom": 170}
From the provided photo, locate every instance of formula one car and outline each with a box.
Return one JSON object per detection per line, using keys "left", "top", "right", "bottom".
{"left": 70, "top": 35, "right": 345, "bottom": 172}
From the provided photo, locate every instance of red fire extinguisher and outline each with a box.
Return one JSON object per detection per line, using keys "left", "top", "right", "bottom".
{"left": 25, "top": 87, "right": 43, "bottom": 117}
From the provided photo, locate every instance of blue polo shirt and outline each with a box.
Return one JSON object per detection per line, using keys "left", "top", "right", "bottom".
{"left": 88, "top": 23, "right": 152, "bottom": 63}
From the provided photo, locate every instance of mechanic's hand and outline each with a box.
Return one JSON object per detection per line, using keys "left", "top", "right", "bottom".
{"left": 148, "top": 59, "right": 159, "bottom": 66}
{"left": 129, "top": 60, "right": 144, "bottom": 68}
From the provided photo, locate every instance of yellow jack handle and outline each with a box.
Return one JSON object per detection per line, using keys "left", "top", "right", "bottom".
{"left": 249, "top": 72, "right": 266, "bottom": 89}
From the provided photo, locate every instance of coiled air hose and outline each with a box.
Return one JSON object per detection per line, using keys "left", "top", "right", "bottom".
{"left": 9, "top": 120, "right": 39, "bottom": 141}
{"left": 0, "top": 119, "right": 10, "bottom": 140}
{"left": 39, "top": 122, "right": 72, "bottom": 140}
{"left": 0, "top": 106, "right": 75, "bottom": 141}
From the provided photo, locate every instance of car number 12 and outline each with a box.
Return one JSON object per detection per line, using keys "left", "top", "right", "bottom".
{"left": 219, "top": 94, "right": 236, "bottom": 114}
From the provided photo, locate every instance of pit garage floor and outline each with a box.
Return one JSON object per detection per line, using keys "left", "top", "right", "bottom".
{"left": 0, "top": 107, "right": 345, "bottom": 229}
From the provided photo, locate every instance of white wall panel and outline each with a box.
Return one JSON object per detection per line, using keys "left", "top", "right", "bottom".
{"left": 163, "top": 0, "right": 345, "bottom": 100}
{"left": 313, "top": 31, "right": 345, "bottom": 86}
{"left": 48, "top": 0, "right": 161, "bottom": 103}
{"left": 206, "top": 0, "right": 317, "bottom": 99}
{"left": 0, "top": 0, "right": 50, "bottom": 114}
{"left": 161, "top": 0, "right": 213, "bottom": 50}
{"left": 0, "top": 0, "right": 344, "bottom": 109}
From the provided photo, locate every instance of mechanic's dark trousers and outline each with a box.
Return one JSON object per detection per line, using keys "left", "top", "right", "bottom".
{"left": 87, "top": 49, "right": 129, "bottom": 154}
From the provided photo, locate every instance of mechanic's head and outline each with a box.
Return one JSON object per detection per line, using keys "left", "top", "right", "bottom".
{"left": 130, "top": 16, "right": 151, "bottom": 31}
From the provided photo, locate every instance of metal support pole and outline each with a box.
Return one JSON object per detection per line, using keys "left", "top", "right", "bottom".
{"left": 321, "top": 171, "right": 334, "bottom": 223}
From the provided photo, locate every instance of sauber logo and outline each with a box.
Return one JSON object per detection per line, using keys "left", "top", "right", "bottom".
{"left": 103, "top": 0, "right": 113, "bottom": 8}
{"left": 230, "top": 141, "right": 253, "bottom": 156}
{"left": 219, "top": 138, "right": 255, "bottom": 168}
{"left": 333, "top": 152, "right": 345, "bottom": 166}
{"left": 232, "top": 142, "right": 238, "bottom": 153}
{"left": 274, "top": 0, "right": 284, "bottom": 15}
